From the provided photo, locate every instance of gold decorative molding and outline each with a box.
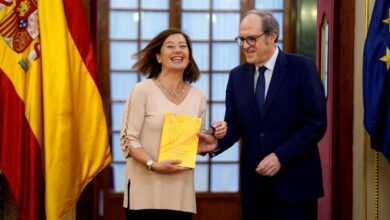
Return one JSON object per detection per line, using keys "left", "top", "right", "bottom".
{"left": 0, "top": 173, "right": 19, "bottom": 219}
{"left": 374, "top": 152, "right": 379, "bottom": 220}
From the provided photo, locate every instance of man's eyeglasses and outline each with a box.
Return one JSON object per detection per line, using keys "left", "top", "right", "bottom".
{"left": 235, "top": 32, "right": 268, "bottom": 46}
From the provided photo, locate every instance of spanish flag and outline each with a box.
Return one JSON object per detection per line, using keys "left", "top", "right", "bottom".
{"left": 0, "top": 0, "right": 111, "bottom": 219}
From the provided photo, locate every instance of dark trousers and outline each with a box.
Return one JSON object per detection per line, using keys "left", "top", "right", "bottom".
{"left": 124, "top": 208, "right": 193, "bottom": 220}
{"left": 243, "top": 178, "right": 318, "bottom": 220}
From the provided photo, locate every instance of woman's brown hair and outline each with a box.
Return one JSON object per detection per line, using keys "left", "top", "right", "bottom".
{"left": 131, "top": 28, "right": 200, "bottom": 83}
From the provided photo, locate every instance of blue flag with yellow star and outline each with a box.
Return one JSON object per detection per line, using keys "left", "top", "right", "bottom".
{"left": 363, "top": 0, "right": 390, "bottom": 162}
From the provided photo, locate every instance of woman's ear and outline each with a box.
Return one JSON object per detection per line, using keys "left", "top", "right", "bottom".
{"left": 156, "top": 54, "right": 161, "bottom": 63}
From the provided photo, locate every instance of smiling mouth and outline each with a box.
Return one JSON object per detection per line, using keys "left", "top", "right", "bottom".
{"left": 171, "top": 56, "right": 184, "bottom": 62}
{"left": 245, "top": 50, "right": 255, "bottom": 54}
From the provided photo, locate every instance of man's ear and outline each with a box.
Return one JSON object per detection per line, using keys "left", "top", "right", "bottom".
{"left": 265, "top": 32, "right": 278, "bottom": 45}
{"left": 270, "top": 32, "right": 278, "bottom": 43}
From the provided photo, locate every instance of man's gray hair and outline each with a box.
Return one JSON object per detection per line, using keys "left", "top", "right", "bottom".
{"left": 242, "top": 10, "right": 280, "bottom": 43}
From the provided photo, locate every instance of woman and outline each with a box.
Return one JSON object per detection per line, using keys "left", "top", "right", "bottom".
{"left": 120, "top": 28, "right": 227, "bottom": 220}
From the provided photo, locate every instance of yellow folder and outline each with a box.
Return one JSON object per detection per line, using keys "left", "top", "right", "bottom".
{"left": 158, "top": 112, "right": 202, "bottom": 168}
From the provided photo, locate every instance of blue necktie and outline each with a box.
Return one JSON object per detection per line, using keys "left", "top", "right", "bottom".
{"left": 255, "top": 66, "right": 267, "bottom": 115}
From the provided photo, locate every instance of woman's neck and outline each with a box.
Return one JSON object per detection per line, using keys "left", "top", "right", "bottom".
{"left": 157, "top": 71, "right": 184, "bottom": 89}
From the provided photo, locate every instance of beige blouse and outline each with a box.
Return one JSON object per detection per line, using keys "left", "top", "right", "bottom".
{"left": 120, "top": 79, "right": 206, "bottom": 213}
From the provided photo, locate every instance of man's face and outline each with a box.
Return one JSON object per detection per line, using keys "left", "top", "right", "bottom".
{"left": 239, "top": 14, "right": 276, "bottom": 67}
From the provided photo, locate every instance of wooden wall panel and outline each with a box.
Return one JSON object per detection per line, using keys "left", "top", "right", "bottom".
{"left": 194, "top": 194, "right": 241, "bottom": 220}
{"left": 103, "top": 193, "right": 241, "bottom": 220}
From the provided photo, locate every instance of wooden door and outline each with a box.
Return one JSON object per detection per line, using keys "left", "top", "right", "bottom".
{"left": 316, "top": 0, "right": 354, "bottom": 219}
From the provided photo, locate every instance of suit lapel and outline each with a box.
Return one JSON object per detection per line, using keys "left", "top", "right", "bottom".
{"left": 261, "top": 51, "right": 288, "bottom": 120}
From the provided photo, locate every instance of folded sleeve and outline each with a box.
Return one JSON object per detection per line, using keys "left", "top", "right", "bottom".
{"left": 120, "top": 83, "right": 146, "bottom": 158}
{"left": 198, "top": 92, "right": 207, "bottom": 131}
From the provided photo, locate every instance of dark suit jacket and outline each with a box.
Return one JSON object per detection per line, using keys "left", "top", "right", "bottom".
{"left": 214, "top": 50, "right": 327, "bottom": 212}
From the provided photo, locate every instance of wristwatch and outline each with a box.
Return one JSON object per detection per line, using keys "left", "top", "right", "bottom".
{"left": 146, "top": 159, "right": 154, "bottom": 171}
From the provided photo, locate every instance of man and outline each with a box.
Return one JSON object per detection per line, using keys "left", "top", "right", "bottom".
{"left": 199, "top": 10, "right": 327, "bottom": 220}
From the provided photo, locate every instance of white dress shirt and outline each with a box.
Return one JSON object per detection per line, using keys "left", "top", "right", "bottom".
{"left": 254, "top": 46, "right": 279, "bottom": 100}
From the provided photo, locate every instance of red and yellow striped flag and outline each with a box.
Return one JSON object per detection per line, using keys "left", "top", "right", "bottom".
{"left": 0, "top": 0, "right": 112, "bottom": 219}
{"left": 0, "top": 1, "right": 44, "bottom": 219}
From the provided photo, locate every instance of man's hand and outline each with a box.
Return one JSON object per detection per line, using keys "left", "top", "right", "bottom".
{"left": 207, "top": 121, "right": 228, "bottom": 139}
{"left": 256, "top": 153, "right": 281, "bottom": 176}
{"left": 197, "top": 132, "right": 218, "bottom": 154}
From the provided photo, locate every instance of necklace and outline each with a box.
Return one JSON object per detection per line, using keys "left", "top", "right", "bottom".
{"left": 156, "top": 78, "right": 186, "bottom": 99}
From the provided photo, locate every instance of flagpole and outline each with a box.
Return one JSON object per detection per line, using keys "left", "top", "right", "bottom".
{"left": 364, "top": 1, "right": 380, "bottom": 219}
{"left": 363, "top": 0, "right": 370, "bottom": 220}
{"left": 365, "top": 0, "right": 369, "bottom": 33}
{"left": 364, "top": 1, "right": 369, "bottom": 220}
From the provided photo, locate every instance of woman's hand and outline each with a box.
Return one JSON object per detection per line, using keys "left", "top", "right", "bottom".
{"left": 208, "top": 121, "right": 227, "bottom": 139}
{"left": 197, "top": 132, "right": 218, "bottom": 154}
{"left": 152, "top": 160, "right": 190, "bottom": 173}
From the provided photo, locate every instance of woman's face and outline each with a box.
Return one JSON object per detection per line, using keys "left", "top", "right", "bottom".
{"left": 156, "top": 33, "right": 190, "bottom": 73}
